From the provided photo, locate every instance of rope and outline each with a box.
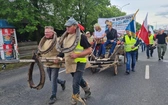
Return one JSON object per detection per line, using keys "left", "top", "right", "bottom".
{"left": 38, "top": 33, "right": 57, "bottom": 54}
{"left": 28, "top": 52, "right": 45, "bottom": 90}
{"left": 56, "top": 27, "right": 80, "bottom": 53}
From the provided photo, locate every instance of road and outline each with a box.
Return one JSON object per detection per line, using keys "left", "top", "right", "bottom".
{"left": 0, "top": 48, "right": 168, "bottom": 105}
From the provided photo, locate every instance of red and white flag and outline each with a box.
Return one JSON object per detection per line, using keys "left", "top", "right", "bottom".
{"left": 139, "top": 13, "right": 149, "bottom": 45}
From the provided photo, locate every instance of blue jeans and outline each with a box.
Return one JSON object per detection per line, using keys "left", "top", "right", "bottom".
{"left": 93, "top": 43, "right": 103, "bottom": 56}
{"left": 47, "top": 67, "right": 64, "bottom": 96}
{"left": 126, "top": 51, "right": 137, "bottom": 71}
{"left": 71, "top": 63, "right": 87, "bottom": 94}
{"left": 102, "top": 40, "right": 117, "bottom": 55}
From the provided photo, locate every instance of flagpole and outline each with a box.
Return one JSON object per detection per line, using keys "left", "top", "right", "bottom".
{"left": 132, "top": 9, "right": 139, "bottom": 20}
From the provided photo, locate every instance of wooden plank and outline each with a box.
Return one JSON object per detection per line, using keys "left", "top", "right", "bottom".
{"left": 0, "top": 58, "right": 64, "bottom": 64}
{"left": 99, "top": 61, "right": 118, "bottom": 72}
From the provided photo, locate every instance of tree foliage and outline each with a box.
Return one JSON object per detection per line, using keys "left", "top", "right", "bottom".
{"left": 136, "top": 22, "right": 142, "bottom": 31}
{"left": 0, "top": 0, "right": 130, "bottom": 41}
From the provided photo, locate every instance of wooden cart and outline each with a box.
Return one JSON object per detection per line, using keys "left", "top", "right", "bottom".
{"left": 88, "top": 44, "right": 125, "bottom": 75}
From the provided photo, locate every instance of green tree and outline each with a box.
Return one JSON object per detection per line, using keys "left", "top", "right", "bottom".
{"left": 0, "top": 0, "right": 54, "bottom": 42}
{"left": 0, "top": 0, "right": 128, "bottom": 41}
{"left": 136, "top": 22, "right": 141, "bottom": 31}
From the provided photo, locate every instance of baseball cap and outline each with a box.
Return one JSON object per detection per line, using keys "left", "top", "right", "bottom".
{"left": 86, "top": 31, "right": 90, "bottom": 34}
{"left": 65, "top": 17, "right": 78, "bottom": 26}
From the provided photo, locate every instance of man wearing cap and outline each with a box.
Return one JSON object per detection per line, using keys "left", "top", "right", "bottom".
{"left": 57, "top": 17, "right": 92, "bottom": 105}
{"left": 85, "top": 31, "right": 93, "bottom": 45}
{"left": 101, "top": 21, "right": 118, "bottom": 58}
{"left": 146, "top": 31, "right": 155, "bottom": 59}
{"left": 156, "top": 29, "right": 168, "bottom": 60}
{"left": 38, "top": 26, "right": 66, "bottom": 104}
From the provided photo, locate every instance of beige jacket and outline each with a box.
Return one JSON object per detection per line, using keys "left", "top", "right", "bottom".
{"left": 40, "top": 39, "right": 62, "bottom": 68}
{"left": 63, "top": 34, "right": 91, "bottom": 73}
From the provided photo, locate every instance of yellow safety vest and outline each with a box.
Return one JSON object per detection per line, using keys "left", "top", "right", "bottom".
{"left": 124, "top": 35, "right": 138, "bottom": 52}
{"left": 149, "top": 35, "right": 154, "bottom": 44}
{"left": 74, "top": 35, "right": 87, "bottom": 63}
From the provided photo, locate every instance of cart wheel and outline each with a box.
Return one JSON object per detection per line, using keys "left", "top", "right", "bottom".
{"left": 114, "top": 65, "right": 118, "bottom": 76}
{"left": 96, "top": 68, "right": 100, "bottom": 73}
{"left": 91, "top": 68, "right": 100, "bottom": 74}
{"left": 91, "top": 68, "right": 96, "bottom": 74}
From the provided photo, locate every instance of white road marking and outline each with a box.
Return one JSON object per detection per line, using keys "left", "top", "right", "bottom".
{"left": 59, "top": 69, "right": 66, "bottom": 73}
{"left": 163, "top": 60, "right": 168, "bottom": 63}
{"left": 145, "top": 65, "right": 150, "bottom": 79}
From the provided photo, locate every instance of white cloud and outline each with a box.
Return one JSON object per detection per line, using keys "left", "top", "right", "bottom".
{"left": 155, "top": 11, "right": 168, "bottom": 18}
{"left": 160, "top": 4, "right": 168, "bottom": 7}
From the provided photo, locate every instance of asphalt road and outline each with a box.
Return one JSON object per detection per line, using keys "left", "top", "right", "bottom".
{"left": 0, "top": 47, "right": 168, "bottom": 105}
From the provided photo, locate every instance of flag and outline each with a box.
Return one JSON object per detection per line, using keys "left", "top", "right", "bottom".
{"left": 149, "top": 25, "right": 154, "bottom": 35}
{"left": 78, "top": 24, "right": 85, "bottom": 31}
{"left": 125, "top": 9, "right": 139, "bottom": 37}
{"left": 136, "top": 30, "right": 140, "bottom": 36}
{"left": 139, "top": 13, "right": 149, "bottom": 45}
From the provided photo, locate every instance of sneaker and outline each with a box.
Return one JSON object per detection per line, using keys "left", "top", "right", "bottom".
{"left": 49, "top": 95, "right": 56, "bottom": 104}
{"left": 161, "top": 56, "right": 164, "bottom": 60}
{"left": 147, "top": 57, "right": 150, "bottom": 59}
{"left": 158, "top": 58, "right": 161, "bottom": 61}
{"left": 125, "top": 70, "right": 130, "bottom": 75}
{"left": 132, "top": 69, "right": 135, "bottom": 72}
{"left": 61, "top": 80, "right": 66, "bottom": 91}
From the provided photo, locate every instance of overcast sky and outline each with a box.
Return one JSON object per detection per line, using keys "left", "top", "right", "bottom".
{"left": 110, "top": 0, "right": 168, "bottom": 29}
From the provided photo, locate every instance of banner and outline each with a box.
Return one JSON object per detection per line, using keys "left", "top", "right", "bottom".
{"left": 98, "top": 14, "right": 135, "bottom": 34}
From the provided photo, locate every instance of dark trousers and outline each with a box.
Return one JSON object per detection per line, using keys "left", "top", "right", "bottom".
{"left": 93, "top": 43, "right": 103, "bottom": 57}
{"left": 71, "top": 63, "right": 87, "bottom": 94}
{"left": 146, "top": 45, "right": 154, "bottom": 58}
{"left": 141, "top": 42, "right": 146, "bottom": 52}
{"left": 47, "top": 67, "right": 64, "bottom": 96}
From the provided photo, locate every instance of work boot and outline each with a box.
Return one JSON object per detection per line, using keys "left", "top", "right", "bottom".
{"left": 71, "top": 94, "right": 86, "bottom": 105}
{"left": 61, "top": 80, "right": 66, "bottom": 91}
{"left": 48, "top": 95, "right": 56, "bottom": 104}
{"left": 82, "top": 83, "right": 91, "bottom": 99}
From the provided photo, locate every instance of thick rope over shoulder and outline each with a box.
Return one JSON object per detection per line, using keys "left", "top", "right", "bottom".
{"left": 28, "top": 52, "right": 45, "bottom": 90}
{"left": 38, "top": 32, "right": 57, "bottom": 54}
{"left": 56, "top": 27, "right": 80, "bottom": 53}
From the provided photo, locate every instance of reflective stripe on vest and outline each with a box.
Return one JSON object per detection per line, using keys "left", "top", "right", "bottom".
{"left": 149, "top": 35, "right": 154, "bottom": 44}
{"left": 124, "top": 35, "right": 137, "bottom": 52}
{"left": 74, "top": 35, "right": 87, "bottom": 63}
